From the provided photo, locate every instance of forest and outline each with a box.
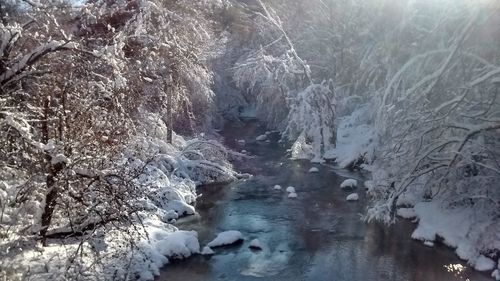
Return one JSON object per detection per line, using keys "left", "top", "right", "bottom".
{"left": 0, "top": 0, "right": 499, "bottom": 280}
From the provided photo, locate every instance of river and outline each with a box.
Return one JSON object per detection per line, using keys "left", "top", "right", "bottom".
{"left": 158, "top": 120, "right": 491, "bottom": 281}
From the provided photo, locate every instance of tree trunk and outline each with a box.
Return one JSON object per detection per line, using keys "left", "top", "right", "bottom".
{"left": 166, "top": 76, "right": 173, "bottom": 144}
{"left": 39, "top": 96, "right": 64, "bottom": 246}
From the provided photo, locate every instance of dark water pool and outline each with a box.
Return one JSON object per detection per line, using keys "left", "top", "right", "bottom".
{"left": 158, "top": 121, "right": 491, "bottom": 281}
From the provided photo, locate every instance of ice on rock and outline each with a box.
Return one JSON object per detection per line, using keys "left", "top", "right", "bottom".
{"left": 346, "top": 193, "right": 359, "bottom": 201}
{"left": 288, "top": 192, "right": 298, "bottom": 198}
{"left": 308, "top": 167, "right": 319, "bottom": 173}
{"left": 237, "top": 139, "right": 245, "bottom": 144}
{"left": 256, "top": 134, "right": 267, "bottom": 141}
{"left": 201, "top": 246, "right": 215, "bottom": 255}
{"left": 273, "top": 185, "right": 282, "bottom": 190}
{"left": 249, "top": 239, "right": 262, "bottom": 250}
{"left": 340, "top": 179, "right": 357, "bottom": 189}
{"left": 286, "top": 186, "right": 296, "bottom": 193}
{"left": 207, "top": 230, "right": 244, "bottom": 248}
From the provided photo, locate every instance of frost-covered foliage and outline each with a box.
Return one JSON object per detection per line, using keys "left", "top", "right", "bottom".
{"left": 0, "top": 0, "right": 237, "bottom": 280}
{"left": 284, "top": 83, "right": 336, "bottom": 162}
{"left": 229, "top": 0, "right": 500, "bottom": 273}
{"left": 230, "top": 0, "right": 337, "bottom": 161}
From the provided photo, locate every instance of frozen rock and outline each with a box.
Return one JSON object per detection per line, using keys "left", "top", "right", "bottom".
{"left": 288, "top": 192, "right": 298, "bottom": 198}
{"left": 207, "top": 230, "right": 243, "bottom": 248}
{"left": 286, "top": 186, "right": 296, "bottom": 193}
{"left": 249, "top": 239, "right": 262, "bottom": 250}
{"left": 237, "top": 139, "right": 245, "bottom": 144}
{"left": 340, "top": 179, "right": 358, "bottom": 189}
{"left": 308, "top": 167, "right": 319, "bottom": 173}
{"left": 273, "top": 185, "right": 282, "bottom": 190}
{"left": 346, "top": 193, "right": 359, "bottom": 201}
{"left": 256, "top": 135, "right": 267, "bottom": 141}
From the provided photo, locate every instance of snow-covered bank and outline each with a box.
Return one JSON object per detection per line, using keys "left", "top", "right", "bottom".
{"left": 0, "top": 114, "right": 243, "bottom": 281}
{"left": 333, "top": 100, "right": 500, "bottom": 278}
{"left": 399, "top": 201, "right": 499, "bottom": 273}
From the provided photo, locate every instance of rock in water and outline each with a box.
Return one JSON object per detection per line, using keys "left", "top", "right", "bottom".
{"left": 249, "top": 239, "right": 262, "bottom": 250}
{"left": 346, "top": 193, "right": 359, "bottom": 201}
{"left": 340, "top": 179, "right": 358, "bottom": 189}
{"left": 256, "top": 134, "right": 267, "bottom": 141}
{"left": 308, "top": 167, "right": 319, "bottom": 173}
{"left": 207, "top": 231, "right": 244, "bottom": 248}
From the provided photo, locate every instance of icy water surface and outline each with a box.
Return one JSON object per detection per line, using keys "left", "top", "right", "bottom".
{"left": 158, "top": 121, "right": 491, "bottom": 281}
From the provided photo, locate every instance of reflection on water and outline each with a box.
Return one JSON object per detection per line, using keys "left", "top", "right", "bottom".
{"left": 158, "top": 121, "right": 490, "bottom": 281}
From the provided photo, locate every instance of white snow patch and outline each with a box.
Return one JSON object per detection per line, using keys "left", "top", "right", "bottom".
{"left": 423, "top": 241, "right": 434, "bottom": 247}
{"left": 492, "top": 269, "right": 500, "bottom": 280}
{"left": 256, "top": 135, "right": 267, "bottom": 141}
{"left": 340, "top": 179, "right": 357, "bottom": 189}
{"left": 473, "top": 255, "right": 496, "bottom": 271}
{"left": 308, "top": 167, "right": 319, "bottom": 173}
{"left": 207, "top": 230, "right": 243, "bottom": 248}
{"left": 396, "top": 208, "right": 417, "bottom": 219}
{"left": 323, "top": 104, "right": 375, "bottom": 168}
{"left": 411, "top": 201, "right": 498, "bottom": 272}
{"left": 201, "top": 246, "right": 215, "bottom": 255}
{"left": 346, "top": 193, "right": 359, "bottom": 201}
{"left": 288, "top": 192, "right": 298, "bottom": 198}
{"left": 286, "top": 186, "right": 296, "bottom": 193}
{"left": 273, "top": 185, "right": 282, "bottom": 190}
{"left": 249, "top": 239, "right": 262, "bottom": 250}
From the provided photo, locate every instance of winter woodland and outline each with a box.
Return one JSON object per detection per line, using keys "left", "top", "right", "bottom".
{"left": 1, "top": 0, "right": 499, "bottom": 280}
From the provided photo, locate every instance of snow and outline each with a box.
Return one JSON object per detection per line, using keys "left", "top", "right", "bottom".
{"left": 286, "top": 186, "right": 296, "bottom": 193}
{"left": 423, "top": 241, "right": 434, "bottom": 247}
{"left": 237, "top": 139, "right": 245, "bottom": 144}
{"left": 474, "top": 255, "right": 496, "bottom": 271}
{"left": 290, "top": 133, "right": 313, "bottom": 160}
{"left": 308, "top": 167, "right": 319, "bottom": 173}
{"left": 273, "top": 185, "right": 282, "bottom": 190}
{"left": 346, "top": 193, "right": 359, "bottom": 201}
{"left": 492, "top": 269, "right": 500, "bottom": 280}
{"left": 288, "top": 192, "right": 298, "bottom": 198}
{"left": 323, "top": 104, "right": 375, "bottom": 168}
{"left": 206, "top": 230, "right": 244, "bottom": 247}
{"left": 410, "top": 201, "right": 497, "bottom": 272}
{"left": 340, "top": 179, "right": 357, "bottom": 189}
{"left": 201, "top": 246, "right": 215, "bottom": 255}
{"left": 249, "top": 239, "right": 263, "bottom": 250}
{"left": 157, "top": 230, "right": 200, "bottom": 259}
{"left": 256, "top": 134, "right": 267, "bottom": 141}
{"left": 396, "top": 208, "right": 417, "bottom": 219}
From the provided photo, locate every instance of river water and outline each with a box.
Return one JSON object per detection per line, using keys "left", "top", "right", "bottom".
{"left": 158, "top": 121, "right": 490, "bottom": 281}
